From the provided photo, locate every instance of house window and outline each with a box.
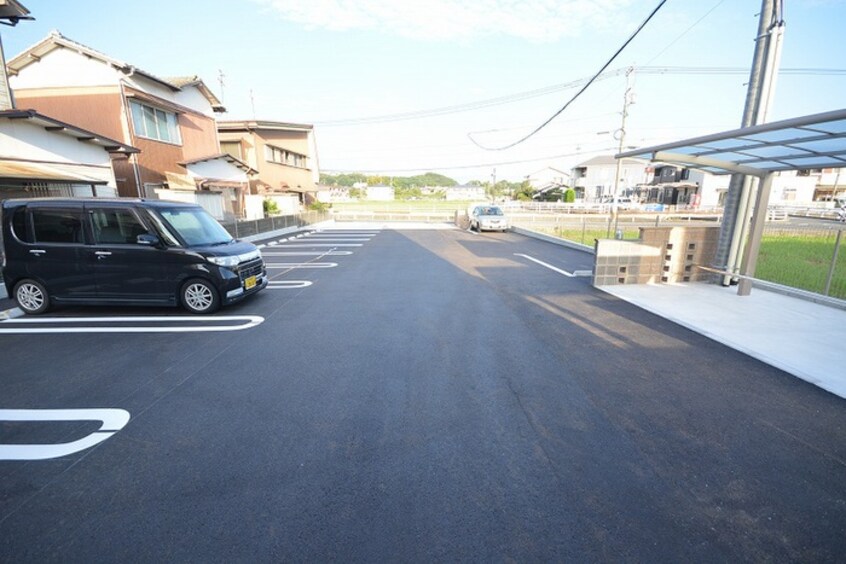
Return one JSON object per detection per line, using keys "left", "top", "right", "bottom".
{"left": 264, "top": 144, "right": 308, "bottom": 168}
{"left": 221, "top": 141, "right": 243, "bottom": 160}
{"left": 129, "top": 100, "right": 181, "bottom": 144}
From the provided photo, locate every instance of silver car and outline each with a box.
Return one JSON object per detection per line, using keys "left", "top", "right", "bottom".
{"left": 470, "top": 205, "right": 510, "bottom": 232}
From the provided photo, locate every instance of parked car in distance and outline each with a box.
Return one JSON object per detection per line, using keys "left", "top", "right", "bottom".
{"left": 470, "top": 205, "right": 510, "bottom": 232}
{"left": 1, "top": 198, "right": 267, "bottom": 315}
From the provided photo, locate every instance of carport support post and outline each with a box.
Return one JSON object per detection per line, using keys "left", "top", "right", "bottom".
{"left": 737, "top": 172, "right": 774, "bottom": 296}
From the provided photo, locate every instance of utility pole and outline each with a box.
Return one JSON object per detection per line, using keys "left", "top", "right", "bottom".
{"left": 491, "top": 168, "right": 496, "bottom": 202}
{"left": 714, "top": 0, "right": 785, "bottom": 284}
{"left": 609, "top": 66, "right": 635, "bottom": 238}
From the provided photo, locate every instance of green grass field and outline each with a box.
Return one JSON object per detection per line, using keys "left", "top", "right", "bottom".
{"left": 757, "top": 232, "right": 846, "bottom": 299}
{"left": 537, "top": 226, "right": 846, "bottom": 299}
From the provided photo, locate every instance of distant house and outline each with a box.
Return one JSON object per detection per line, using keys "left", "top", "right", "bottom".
{"left": 316, "top": 184, "right": 352, "bottom": 203}
{"left": 218, "top": 120, "right": 319, "bottom": 206}
{"left": 366, "top": 185, "right": 394, "bottom": 201}
{"left": 807, "top": 167, "right": 845, "bottom": 202}
{"left": 444, "top": 185, "right": 486, "bottom": 201}
{"left": 572, "top": 155, "right": 650, "bottom": 202}
{"left": 527, "top": 167, "right": 570, "bottom": 190}
{"left": 6, "top": 31, "right": 251, "bottom": 217}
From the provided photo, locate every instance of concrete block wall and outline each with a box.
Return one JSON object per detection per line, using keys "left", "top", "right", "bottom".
{"left": 594, "top": 225, "right": 720, "bottom": 286}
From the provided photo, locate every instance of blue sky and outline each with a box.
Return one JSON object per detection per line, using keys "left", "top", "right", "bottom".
{"left": 3, "top": 0, "right": 846, "bottom": 183}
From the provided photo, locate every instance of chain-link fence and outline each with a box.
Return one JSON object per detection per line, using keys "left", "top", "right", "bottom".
{"left": 756, "top": 225, "right": 846, "bottom": 300}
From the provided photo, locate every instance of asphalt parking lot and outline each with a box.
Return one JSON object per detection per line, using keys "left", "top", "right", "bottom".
{"left": 1, "top": 226, "right": 845, "bottom": 561}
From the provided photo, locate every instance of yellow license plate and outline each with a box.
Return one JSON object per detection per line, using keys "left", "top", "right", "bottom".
{"left": 244, "top": 275, "right": 257, "bottom": 290}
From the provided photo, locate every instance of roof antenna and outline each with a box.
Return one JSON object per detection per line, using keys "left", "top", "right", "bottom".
{"left": 217, "top": 69, "right": 225, "bottom": 105}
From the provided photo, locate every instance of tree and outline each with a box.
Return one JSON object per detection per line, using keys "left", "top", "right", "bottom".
{"left": 514, "top": 180, "right": 535, "bottom": 201}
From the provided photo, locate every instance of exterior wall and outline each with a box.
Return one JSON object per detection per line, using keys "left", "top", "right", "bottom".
{"left": 693, "top": 171, "right": 730, "bottom": 208}
{"left": 0, "top": 119, "right": 117, "bottom": 186}
{"left": 9, "top": 47, "right": 123, "bottom": 88}
{"left": 594, "top": 225, "right": 721, "bottom": 286}
{"left": 446, "top": 186, "right": 486, "bottom": 200}
{"left": 528, "top": 168, "right": 569, "bottom": 189}
{"left": 109, "top": 154, "right": 137, "bottom": 196}
{"left": 131, "top": 136, "right": 183, "bottom": 189}
{"left": 366, "top": 186, "right": 394, "bottom": 201}
{"left": 13, "top": 87, "right": 126, "bottom": 142}
{"left": 0, "top": 119, "right": 112, "bottom": 168}
{"left": 184, "top": 160, "right": 248, "bottom": 183}
{"left": 254, "top": 130, "right": 314, "bottom": 192}
{"left": 178, "top": 111, "right": 220, "bottom": 160}
{"left": 218, "top": 128, "right": 315, "bottom": 194}
{"left": 173, "top": 86, "right": 217, "bottom": 118}
{"left": 575, "top": 161, "right": 650, "bottom": 201}
{"left": 771, "top": 171, "right": 817, "bottom": 203}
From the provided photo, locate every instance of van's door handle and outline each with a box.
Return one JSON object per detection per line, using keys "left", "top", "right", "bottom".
{"left": 28, "top": 249, "right": 46, "bottom": 256}
{"left": 95, "top": 251, "right": 112, "bottom": 260}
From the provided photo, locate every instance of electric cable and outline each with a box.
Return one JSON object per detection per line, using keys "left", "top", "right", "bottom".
{"left": 468, "top": 0, "right": 669, "bottom": 151}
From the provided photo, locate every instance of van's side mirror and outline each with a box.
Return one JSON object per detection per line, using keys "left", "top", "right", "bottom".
{"left": 136, "top": 233, "right": 161, "bottom": 247}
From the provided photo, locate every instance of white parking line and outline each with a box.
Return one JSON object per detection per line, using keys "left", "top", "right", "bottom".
{"left": 0, "top": 408, "right": 131, "bottom": 460}
{"left": 275, "top": 243, "right": 363, "bottom": 247}
{"left": 267, "top": 280, "right": 313, "bottom": 289}
{"left": 265, "top": 263, "right": 337, "bottom": 269}
{"left": 262, "top": 251, "right": 353, "bottom": 256}
{"left": 303, "top": 237, "right": 371, "bottom": 241}
{"left": 0, "top": 315, "right": 264, "bottom": 334}
{"left": 514, "top": 253, "right": 593, "bottom": 277}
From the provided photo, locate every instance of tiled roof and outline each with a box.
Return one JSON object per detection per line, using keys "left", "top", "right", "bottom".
{"left": 8, "top": 32, "right": 225, "bottom": 112}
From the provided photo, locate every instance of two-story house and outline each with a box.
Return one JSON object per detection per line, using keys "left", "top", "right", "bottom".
{"left": 218, "top": 120, "right": 318, "bottom": 206}
{"left": 6, "top": 31, "right": 252, "bottom": 218}
{"left": 572, "top": 155, "right": 651, "bottom": 202}
{"left": 0, "top": 8, "right": 137, "bottom": 202}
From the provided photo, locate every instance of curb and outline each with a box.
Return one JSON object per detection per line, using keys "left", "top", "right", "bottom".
{"left": 0, "top": 306, "right": 23, "bottom": 320}
{"left": 510, "top": 226, "right": 595, "bottom": 254}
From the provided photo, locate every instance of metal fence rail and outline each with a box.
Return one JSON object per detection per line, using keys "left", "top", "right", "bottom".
{"left": 757, "top": 225, "right": 846, "bottom": 299}
{"left": 511, "top": 213, "right": 846, "bottom": 300}
{"left": 221, "top": 211, "right": 328, "bottom": 239}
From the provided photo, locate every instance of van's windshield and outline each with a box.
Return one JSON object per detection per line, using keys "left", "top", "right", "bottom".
{"left": 158, "top": 207, "right": 234, "bottom": 246}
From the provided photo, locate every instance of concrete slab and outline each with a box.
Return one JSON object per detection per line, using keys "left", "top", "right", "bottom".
{"left": 600, "top": 282, "right": 846, "bottom": 399}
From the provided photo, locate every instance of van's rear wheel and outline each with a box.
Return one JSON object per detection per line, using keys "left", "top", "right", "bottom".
{"left": 14, "top": 279, "right": 50, "bottom": 315}
{"left": 180, "top": 278, "right": 220, "bottom": 314}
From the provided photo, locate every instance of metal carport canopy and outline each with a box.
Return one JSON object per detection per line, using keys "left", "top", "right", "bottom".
{"left": 615, "top": 107, "right": 846, "bottom": 296}
{"left": 617, "top": 107, "right": 846, "bottom": 177}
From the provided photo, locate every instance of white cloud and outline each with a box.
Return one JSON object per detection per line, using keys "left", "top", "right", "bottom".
{"left": 252, "top": 0, "right": 635, "bottom": 42}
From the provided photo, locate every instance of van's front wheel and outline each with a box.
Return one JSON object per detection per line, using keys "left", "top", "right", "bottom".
{"left": 180, "top": 278, "right": 220, "bottom": 314}
{"left": 14, "top": 279, "right": 50, "bottom": 315}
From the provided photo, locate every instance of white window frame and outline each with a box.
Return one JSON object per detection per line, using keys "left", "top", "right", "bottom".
{"left": 264, "top": 144, "right": 308, "bottom": 169}
{"left": 129, "top": 100, "right": 182, "bottom": 145}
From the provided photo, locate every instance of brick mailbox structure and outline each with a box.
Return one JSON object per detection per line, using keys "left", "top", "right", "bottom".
{"left": 593, "top": 225, "right": 721, "bottom": 286}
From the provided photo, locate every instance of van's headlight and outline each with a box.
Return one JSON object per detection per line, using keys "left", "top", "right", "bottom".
{"left": 207, "top": 255, "right": 240, "bottom": 268}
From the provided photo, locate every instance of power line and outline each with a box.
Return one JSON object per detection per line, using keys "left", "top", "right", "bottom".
{"left": 313, "top": 73, "right": 625, "bottom": 127}
{"left": 468, "top": 0, "right": 669, "bottom": 151}
{"left": 646, "top": 0, "right": 728, "bottom": 65}
{"left": 321, "top": 146, "right": 620, "bottom": 175}
{"left": 312, "top": 67, "right": 846, "bottom": 128}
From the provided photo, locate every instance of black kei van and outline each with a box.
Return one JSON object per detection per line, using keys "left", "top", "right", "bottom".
{"left": 1, "top": 198, "right": 267, "bottom": 315}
